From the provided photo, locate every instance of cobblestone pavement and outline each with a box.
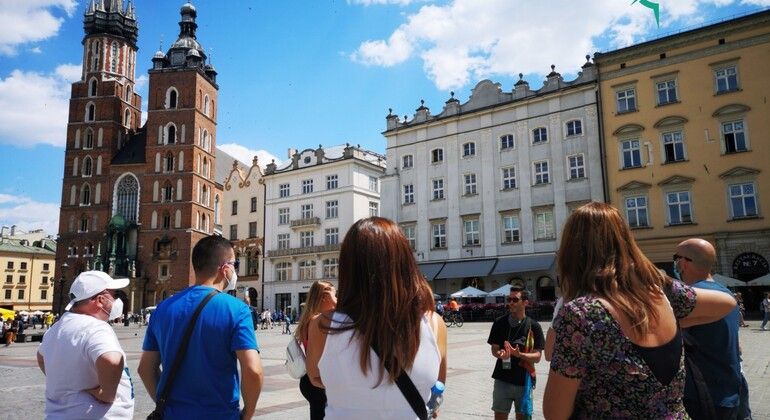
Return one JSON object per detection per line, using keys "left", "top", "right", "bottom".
{"left": 1, "top": 320, "right": 768, "bottom": 419}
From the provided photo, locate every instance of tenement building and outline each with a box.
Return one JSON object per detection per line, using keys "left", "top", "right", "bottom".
{"left": 262, "top": 145, "right": 385, "bottom": 315}
{"left": 0, "top": 234, "right": 57, "bottom": 312}
{"left": 594, "top": 9, "right": 770, "bottom": 309}
{"left": 221, "top": 157, "right": 265, "bottom": 310}
{"left": 54, "top": 1, "right": 225, "bottom": 313}
{"left": 380, "top": 62, "right": 604, "bottom": 301}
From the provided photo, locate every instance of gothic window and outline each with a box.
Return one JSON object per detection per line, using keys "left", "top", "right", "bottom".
{"left": 86, "top": 103, "right": 96, "bottom": 122}
{"left": 82, "top": 157, "right": 93, "bottom": 177}
{"left": 81, "top": 184, "right": 91, "bottom": 205}
{"left": 80, "top": 215, "right": 89, "bottom": 232}
{"left": 214, "top": 194, "right": 220, "bottom": 224}
{"left": 114, "top": 174, "right": 139, "bottom": 223}
{"left": 89, "top": 78, "right": 98, "bottom": 97}
{"left": 166, "top": 124, "right": 177, "bottom": 144}
{"left": 125, "top": 86, "right": 132, "bottom": 103}
{"left": 166, "top": 87, "right": 178, "bottom": 109}
{"left": 202, "top": 157, "right": 209, "bottom": 178}
{"left": 124, "top": 109, "right": 131, "bottom": 127}
{"left": 91, "top": 41, "right": 101, "bottom": 71}
{"left": 165, "top": 153, "right": 174, "bottom": 172}
{"left": 204, "top": 95, "right": 210, "bottom": 116}
{"left": 162, "top": 212, "right": 171, "bottom": 229}
{"left": 110, "top": 42, "right": 118, "bottom": 73}
{"left": 163, "top": 182, "right": 173, "bottom": 202}
{"left": 84, "top": 129, "right": 94, "bottom": 149}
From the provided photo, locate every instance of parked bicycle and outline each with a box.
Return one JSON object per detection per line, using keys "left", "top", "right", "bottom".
{"left": 443, "top": 311, "right": 464, "bottom": 327}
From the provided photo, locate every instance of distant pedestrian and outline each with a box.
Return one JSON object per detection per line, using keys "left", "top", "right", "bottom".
{"left": 37, "top": 270, "right": 134, "bottom": 419}
{"left": 761, "top": 293, "right": 770, "bottom": 330}
{"left": 283, "top": 310, "right": 292, "bottom": 335}
{"left": 735, "top": 292, "right": 749, "bottom": 328}
{"left": 137, "top": 235, "right": 264, "bottom": 419}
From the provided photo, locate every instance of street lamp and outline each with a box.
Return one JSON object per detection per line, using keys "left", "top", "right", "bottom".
{"left": 58, "top": 262, "right": 69, "bottom": 315}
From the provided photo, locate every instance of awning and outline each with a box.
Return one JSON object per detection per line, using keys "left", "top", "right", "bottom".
{"left": 418, "top": 262, "right": 446, "bottom": 281}
{"left": 748, "top": 273, "right": 770, "bottom": 287}
{"left": 491, "top": 253, "right": 556, "bottom": 276}
{"left": 713, "top": 274, "right": 749, "bottom": 288}
{"left": 435, "top": 259, "right": 497, "bottom": 279}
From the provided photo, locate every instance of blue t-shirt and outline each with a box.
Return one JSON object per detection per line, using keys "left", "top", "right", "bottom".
{"left": 683, "top": 279, "right": 741, "bottom": 408}
{"left": 143, "top": 285, "right": 259, "bottom": 419}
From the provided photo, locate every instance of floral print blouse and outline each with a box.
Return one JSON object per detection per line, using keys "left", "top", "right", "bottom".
{"left": 550, "top": 280, "right": 697, "bottom": 419}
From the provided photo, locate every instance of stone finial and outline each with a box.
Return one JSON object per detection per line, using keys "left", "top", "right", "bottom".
{"left": 388, "top": 108, "right": 393, "bottom": 116}
{"left": 551, "top": 64, "right": 555, "bottom": 71}
{"left": 586, "top": 54, "right": 590, "bottom": 62}
{"left": 252, "top": 156, "right": 258, "bottom": 166}
{"left": 450, "top": 91, "right": 455, "bottom": 98}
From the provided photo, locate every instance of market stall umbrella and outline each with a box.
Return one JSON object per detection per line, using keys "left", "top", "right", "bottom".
{"left": 712, "top": 274, "right": 748, "bottom": 288}
{"left": 17, "top": 310, "right": 30, "bottom": 315}
{"left": 487, "top": 284, "right": 512, "bottom": 297}
{"left": 747, "top": 273, "right": 770, "bottom": 287}
{"left": 31, "top": 310, "right": 45, "bottom": 316}
{"left": 450, "top": 286, "right": 488, "bottom": 298}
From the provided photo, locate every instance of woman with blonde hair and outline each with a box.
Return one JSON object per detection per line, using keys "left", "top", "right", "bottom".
{"left": 296, "top": 280, "right": 337, "bottom": 419}
{"left": 543, "top": 202, "right": 736, "bottom": 419}
{"left": 306, "top": 217, "right": 448, "bottom": 419}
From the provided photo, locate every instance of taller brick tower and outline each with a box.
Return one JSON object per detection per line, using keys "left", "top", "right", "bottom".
{"left": 54, "top": 1, "right": 220, "bottom": 314}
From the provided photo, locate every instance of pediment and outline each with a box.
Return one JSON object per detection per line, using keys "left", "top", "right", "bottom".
{"left": 653, "top": 115, "right": 688, "bottom": 129}
{"left": 719, "top": 166, "right": 761, "bottom": 179}
{"left": 657, "top": 175, "right": 695, "bottom": 186}
{"left": 712, "top": 103, "right": 750, "bottom": 117}
{"left": 613, "top": 123, "right": 645, "bottom": 136}
{"left": 617, "top": 180, "right": 652, "bottom": 192}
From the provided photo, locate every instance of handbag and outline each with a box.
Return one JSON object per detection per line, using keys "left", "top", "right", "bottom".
{"left": 146, "top": 289, "right": 218, "bottom": 420}
{"left": 285, "top": 338, "right": 307, "bottom": 379}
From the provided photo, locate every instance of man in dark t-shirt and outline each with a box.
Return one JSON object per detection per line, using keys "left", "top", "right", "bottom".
{"left": 487, "top": 287, "right": 545, "bottom": 420}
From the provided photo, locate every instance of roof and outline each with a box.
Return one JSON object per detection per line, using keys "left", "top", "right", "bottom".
{"left": 0, "top": 238, "right": 56, "bottom": 257}
{"left": 215, "top": 147, "right": 239, "bottom": 185}
{"left": 112, "top": 129, "right": 146, "bottom": 165}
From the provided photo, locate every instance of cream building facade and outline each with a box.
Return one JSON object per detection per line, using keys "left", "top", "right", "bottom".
{"left": 380, "top": 62, "right": 604, "bottom": 301}
{"left": 594, "top": 10, "right": 770, "bottom": 309}
{"left": 0, "top": 237, "right": 57, "bottom": 312}
{"left": 262, "top": 145, "right": 385, "bottom": 314}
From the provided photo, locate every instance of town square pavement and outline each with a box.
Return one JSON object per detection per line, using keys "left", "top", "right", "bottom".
{"left": 1, "top": 320, "right": 768, "bottom": 419}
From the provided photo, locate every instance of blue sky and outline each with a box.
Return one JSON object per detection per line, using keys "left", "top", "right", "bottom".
{"left": 0, "top": 0, "right": 767, "bottom": 235}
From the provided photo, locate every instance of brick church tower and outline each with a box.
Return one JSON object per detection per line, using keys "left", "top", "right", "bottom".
{"left": 54, "top": 1, "right": 220, "bottom": 314}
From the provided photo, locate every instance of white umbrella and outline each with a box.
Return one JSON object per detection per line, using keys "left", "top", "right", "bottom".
{"left": 450, "top": 286, "right": 488, "bottom": 298}
{"left": 487, "top": 284, "right": 512, "bottom": 297}
{"left": 17, "top": 310, "right": 30, "bottom": 315}
{"left": 31, "top": 310, "right": 45, "bottom": 316}
{"left": 712, "top": 274, "right": 748, "bottom": 288}
{"left": 748, "top": 273, "right": 770, "bottom": 287}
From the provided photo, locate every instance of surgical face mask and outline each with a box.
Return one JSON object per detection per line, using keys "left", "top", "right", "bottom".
{"left": 672, "top": 259, "right": 682, "bottom": 280}
{"left": 224, "top": 266, "right": 238, "bottom": 292}
{"left": 101, "top": 294, "right": 123, "bottom": 320}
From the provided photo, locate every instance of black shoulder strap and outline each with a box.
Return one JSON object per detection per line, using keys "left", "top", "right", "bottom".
{"left": 154, "top": 289, "right": 218, "bottom": 412}
{"left": 369, "top": 342, "right": 428, "bottom": 420}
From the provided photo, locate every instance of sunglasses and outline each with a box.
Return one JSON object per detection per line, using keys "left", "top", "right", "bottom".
{"left": 507, "top": 297, "right": 522, "bottom": 303}
{"left": 223, "top": 260, "right": 240, "bottom": 270}
{"left": 672, "top": 254, "right": 692, "bottom": 262}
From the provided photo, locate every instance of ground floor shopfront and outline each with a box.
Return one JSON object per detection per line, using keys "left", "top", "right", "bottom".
{"left": 262, "top": 278, "right": 339, "bottom": 320}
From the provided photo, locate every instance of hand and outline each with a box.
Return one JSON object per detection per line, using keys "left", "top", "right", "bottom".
{"left": 510, "top": 344, "right": 522, "bottom": 358}
{"left": 240, "top": 409, "right": 254, "bottom": 419}
{"left": 86, "top": 386, "right": 106, "bottom": 403}
{"left": 432, "top": 409, "right": 440, "bottom": 418}
{"left": 496, "top": 348, "right": 510, "bottom": 359}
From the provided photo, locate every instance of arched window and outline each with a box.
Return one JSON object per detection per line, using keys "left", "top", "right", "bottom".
{"left": 201, "top": 213, "right": 208, "bottom": 233}
{"left": 165, "top": 153, "right": 174, "bottom": 172}
{"left": 162, "top": 212, "right": 171, "bottom": 229}
{"left": 89, "top": 78, "right": 98, "bottom": 97}
{"left": 166, "top": 87, "right": 178, "bottom": 109}
{"left": 84, "top": 129, "right": 94, "bottom": 149}
{"left": 166, "top": 124, "right": 176, "bottom": 144}
{"left": 81, "top": 184, "right": 91, "bottom": 205}
{"left": 80, "top": 215, "right": 89, "bottom": 232}
{"left": 204, "top": 95, "right": 210, "bottom": 116}
{"left": 201, "top": 130, "right": 209, "bottom": 151}
{"left": 214, "top": 194, "right": 220, "bottom": 224}
{"left": 110, "top": 42, "right": 118, "bottom": 73}
{"left": 114, "top": 174, "right": 139, "bottom": 223}
{"left": 125, "top": 85, "right": 132, "bottom": 103}
{"left": 91, "top": 41, "right": 101, "bottom": 71}
{"left": 201, "top": 184, "right": 208, "bottom": 206}
{"left": 86, "top": 103, "right": 96, "bottom": 122}
{"left": 82, "top": 157, "right": 93, "bottom": 177}
{"left": 124, "top": 109, "right": 131, "bottom": 127}
{"left": 163, "top": 182, "right": 173, "bottom": 202}
{"left": 202, "top": 157, "right": 209, "bottom": 179}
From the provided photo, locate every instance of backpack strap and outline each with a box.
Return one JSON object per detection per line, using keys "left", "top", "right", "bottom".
{"left": 369, "top": 341, "right": 428, "bottom": 420}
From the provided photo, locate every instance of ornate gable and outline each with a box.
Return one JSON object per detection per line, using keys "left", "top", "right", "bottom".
{"left": 613, "top": 123, "right": 645, "bottom": 136}
{"left": 657, "top": 175, "right": 695, "bottom": 186}
{"left": 719, "top": 166, "right": 760, "bottom": 179}
{"left": 712, "top": 103, "right": 751, "bottom": 117}
{"left": 617, "top": 180, "right": 652, "bottom": 192}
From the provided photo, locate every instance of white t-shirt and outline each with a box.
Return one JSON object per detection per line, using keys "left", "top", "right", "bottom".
{"left": 39, "top": 312, "right": 134, "bottom": 419}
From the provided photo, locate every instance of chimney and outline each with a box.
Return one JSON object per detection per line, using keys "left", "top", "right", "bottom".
{"left": 10, "top": 225, "right": 16, "bottom": 236}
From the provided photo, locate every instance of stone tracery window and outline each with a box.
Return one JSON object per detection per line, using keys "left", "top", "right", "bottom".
{"left": 115, "top": 174, "right": 139, "bottom": 223}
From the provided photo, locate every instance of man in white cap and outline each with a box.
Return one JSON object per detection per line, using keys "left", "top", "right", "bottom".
{"left": 37, "top": 270, "right": 134, "bottom": 419}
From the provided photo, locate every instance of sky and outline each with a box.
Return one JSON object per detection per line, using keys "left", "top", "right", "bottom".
{"left": 0, "top": 0, "right": 768, "bottom": 236}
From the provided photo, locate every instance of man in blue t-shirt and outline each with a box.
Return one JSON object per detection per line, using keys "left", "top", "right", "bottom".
{"left": 138, "top": 235, "right": 264, "bottom": 419}
{"left": 675, "top": 238, "right": 750, "bottom": 420}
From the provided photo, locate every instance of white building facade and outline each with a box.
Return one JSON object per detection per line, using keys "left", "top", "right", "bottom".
{"left": 262, "top": 145, "right": 386, "bottom": 315}
{"left": 381, "top": 61, "right": 604, "bottom": 301}
{"left": 221, "top": 157, "right": 265, "bottom": 310}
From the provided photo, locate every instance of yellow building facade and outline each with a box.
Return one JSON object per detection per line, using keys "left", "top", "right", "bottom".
{"left": 0, "top": 239, "right": 57, "bottom": 312}
{"left": 594, "top": 10, "right": 770, "bottom": 304}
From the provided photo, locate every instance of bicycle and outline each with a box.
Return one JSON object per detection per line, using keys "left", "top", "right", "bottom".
{"left": 442, "top": 311, "right": 464, "bottom": 328}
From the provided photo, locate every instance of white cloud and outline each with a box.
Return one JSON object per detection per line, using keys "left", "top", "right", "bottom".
{"left": 0, "top": 194, "right": 59, "bottom": 236}
{"left": 0, "top": 0, "right": 77, "bottom": 55}
{"left": 0, "top": 63, "right": 81, "bottom": 147}
{"left": 135, "top": 74, "right": 148, "bottom": 90}
{"left": 30, "top": 46, "right": 42, "bottom": 54}
{"left": 351, "top": 0, "right": 759, "bottom": 90}
{"left": 218, "top": 143, "right": 281, "bottom": 168}
{"left": 348, "top": 0, "right": 416, "bottom": 5}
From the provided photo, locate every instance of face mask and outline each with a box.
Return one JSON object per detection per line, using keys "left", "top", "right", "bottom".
{"left": 224, "top": 266, "right": 238, "bottom": 292}
{"left": 672, "top": 260, "right": 682, "bottom": 280}
{"left": 101, "top": 295, "right": 123, "bottom": 320}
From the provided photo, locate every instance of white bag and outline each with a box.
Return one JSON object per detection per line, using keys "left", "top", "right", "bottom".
{"left": 285, "top": 338, "right": 307, "bottom": 379}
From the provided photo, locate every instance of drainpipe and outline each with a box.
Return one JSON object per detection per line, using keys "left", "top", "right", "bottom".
{"left": 595, "top": 87, "right": 610, "bottom": 204}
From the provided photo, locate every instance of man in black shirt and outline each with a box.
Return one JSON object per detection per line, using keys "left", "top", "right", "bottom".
{"left": 487, "top": 287, "right": 545, "bottom": 420}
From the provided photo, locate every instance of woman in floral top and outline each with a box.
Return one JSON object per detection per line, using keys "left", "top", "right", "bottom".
{"left": 543, "top": 203, "right": 737, "bottom": 419}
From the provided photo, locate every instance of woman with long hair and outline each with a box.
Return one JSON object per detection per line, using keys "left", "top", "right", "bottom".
{"left": 543, "top": 202, "right": 737, "bottom": 419}
{"left": 295, "top": 280, "right": 337, "bottom": 419}
{"left": 306, "top": 217, "right": 448, "bottom": 419}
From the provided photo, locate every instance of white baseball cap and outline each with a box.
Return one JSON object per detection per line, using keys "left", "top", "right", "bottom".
{"left": 65, "top": 271, "right": 129, "bottom": 311}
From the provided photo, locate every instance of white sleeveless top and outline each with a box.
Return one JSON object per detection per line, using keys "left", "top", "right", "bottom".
{"left": 318, "top": 311, "right": 441, "bottom": 419}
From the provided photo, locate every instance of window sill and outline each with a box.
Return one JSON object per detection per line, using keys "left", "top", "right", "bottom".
{"left": 620, "top": 165, "right": 644, "bottom": 171}
{"left": 501, "top": 241, "right": 522, "bottom": 245}
{"left": 500, "top": 147, "right": 515, "bottom": 152}
{"left": 722, "top": 149, "right": 750, "bottom": 156}
{"left": 567, "top": 177, "right": 586, "bottom": 182}
{"left": 532, "top": 141, "right": 549, "bottom": 146}
{"left": 462, "top": 193, "right": 478, "bottom": 197}
{"left": 431, "top": 247, "right": 448, "bottom": 250}
{"left": 714, "top": 88, "right": 742, "bottom": 96}
{"left": 655, "top": 100, "right": 681, "bottom": 108}
{"left": 727, "top": 215, "right": 762, "bottom": 222}
{"left": 462, "top": 244, "right": 481, "bottom": 248}
{"left": 462, "top": 154, "right": 476, "bottom": 159}
{"left": 629, "top": 225, "right": 653, "bottom": 230}
{"left": 565, "top": 133, "right": 583, "bottom": 139}
{"left": 500, "top": 187, "right": 518, "bottom": 192}
{"left": 532, "top": 182, "right": 551, "bottom": 187}
{"left": 402, "top": 202, "right": 415, "bottom": 206}
{"left": 665, "top": 222, "right": 697, "bottom": 227}
{"left": 615, "top": 109, "right": 639, "bottom": 116}
{"left": 662, "top": 159, "right": 688, "bottom": 165}
{"left": 431, "top": 161, "right": 444, "bottom": 165}
{"left": 431, "top": 198, "right": 445, "bottom": 202}
{"left": 402, "top": 167, "right": 413, "bottom": 171}
{"left": 534, "top": 237, "right": 556, "bottom": 242}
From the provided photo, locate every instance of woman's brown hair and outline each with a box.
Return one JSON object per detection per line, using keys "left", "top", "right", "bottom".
{"left": 557, "top": 202, "right": 672, "bottom": 336}
{"left": 327, "top": 217, "right": 435, "bottom": 385}
{"left": 295, "top": 280, "right": 335, "bottom": 342}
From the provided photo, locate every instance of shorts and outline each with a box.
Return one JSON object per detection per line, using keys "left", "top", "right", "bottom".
{"left": 492, "top": 379, "right": 528, "bottom": 414}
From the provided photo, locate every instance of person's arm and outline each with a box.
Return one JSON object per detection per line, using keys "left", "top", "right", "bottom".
{"left": 36, "top": 351, "right": 45, "bottom": 374}
{"left": 543, "top": 370, "right": 580, "bottom": 419}
{"left": 508, "top": 343, "right": 542, "bottom": 363}
{"left": 680, "top": 286, "right": 737, "bottom": 328}
{"left": 544, "top": 328, "right": 556, "bottom": 362}
{"left": 137, "top": 351, "right": 161, "bottom": 402}
{"left": 431, "top": 311, "right": 448, "bottom": 383}
{"left": 306, "top": 313, "right": 330, "bottom": 388}
{"left": 86, "top": 351, "right": 124, "bottom": 403}
{"left": 236, "top": 349, "right": 263, "bottom": 419}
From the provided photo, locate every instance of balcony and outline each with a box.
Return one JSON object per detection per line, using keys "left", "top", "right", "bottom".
{"left": 267, "top": 243, "right": 340, "bottom": 258}
{"left": 290, "top": 217, "right": 321, "bottom": 229}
